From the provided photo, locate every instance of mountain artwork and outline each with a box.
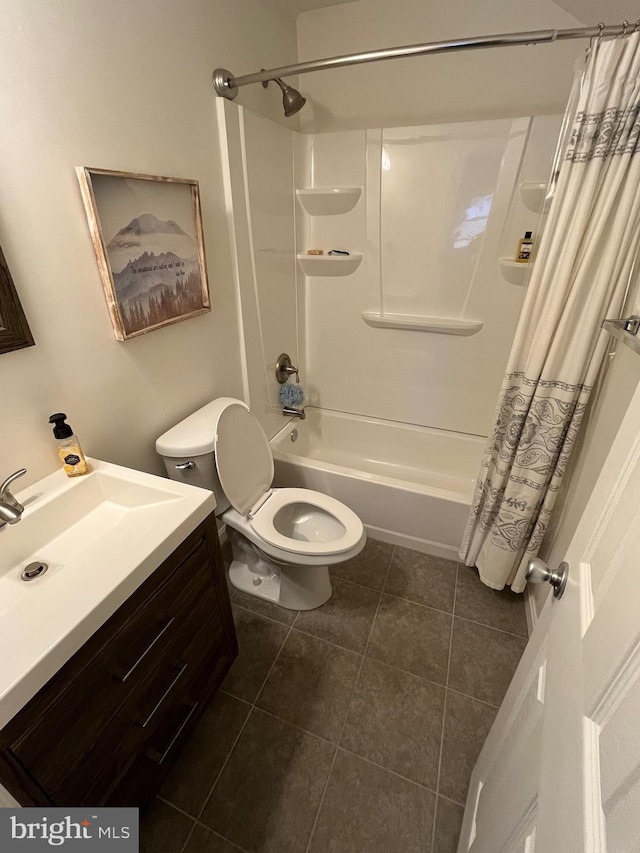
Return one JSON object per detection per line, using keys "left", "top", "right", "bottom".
{"left": 106, "top": 213, "right": 203, "bottom": 336}
{"left": 77, "top": 168, "right": 210, "bottom": 340}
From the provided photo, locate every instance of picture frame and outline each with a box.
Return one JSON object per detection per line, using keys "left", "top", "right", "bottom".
{"left": 76, "top": 168, "right": 210, "bottom": 341}
{"left": 0, "top": 244, "right": 35, "bottom": 355}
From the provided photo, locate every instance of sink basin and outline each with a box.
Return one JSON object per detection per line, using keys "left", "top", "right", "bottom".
{"left": 0, "top": 458, "right": 215, "bottom": 727}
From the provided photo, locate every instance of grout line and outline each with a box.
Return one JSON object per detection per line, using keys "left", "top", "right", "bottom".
{"left": 288, "top": 625, "right": 367, "bottom": 658}
{"left": 446, "top": 685, "right": 500, "bottom": 711}
{"left": 330, "top": 571, "right": 387, "bottom": 595}
{"left": 431, "top": 561, "right": 459, "bottom": 852}
{"left": 336, "top": 744, "right": 438, "bottom": 796}
{"left": 180, "top": 621, "right": 295, "bottom": 852}
{"left": 244, "top": 619, "right": 295, "bottom": 714}
{"left": 254, "top": 705, "right": 336, "bottom": 746}
{"left": 376, "top": 587, "right": 528, "bottom": 642}
{"left": 176, "top": 704, "right": 252, "bottom": 853}
{"left": 452, "top": 613, "right": 529, "bottom": 641}
{"left": 438, "top": 792, "right": 468, "bottom": 809}
{"left": 230, "top": 601, "right": 296, "bottom": 629}
{"left": 229, "top": 601, "right": 502, "bottom": 709}
{"left": 303, "top": 546, "right": 396, "bottom": 853}
{"left": 160, "top": 799, "right": 249, "bottom": 853}
{"left": 232, "top": 583, "right": 528, "bottom": 641}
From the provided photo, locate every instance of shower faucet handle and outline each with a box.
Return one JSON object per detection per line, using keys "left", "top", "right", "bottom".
{"left": 276, "top": 353, "right": 300, "bottom": 384}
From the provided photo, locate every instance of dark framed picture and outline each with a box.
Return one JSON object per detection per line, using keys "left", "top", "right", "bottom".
{"left": 76, "top": 167, "right": 210, "bottom": 341}
{"left": 0, "top": 245, "right": 34, "bottom": 355}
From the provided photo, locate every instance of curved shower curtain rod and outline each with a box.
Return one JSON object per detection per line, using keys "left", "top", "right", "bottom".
{"left": 213, "top": 21, "right": 637, "bottom": 101}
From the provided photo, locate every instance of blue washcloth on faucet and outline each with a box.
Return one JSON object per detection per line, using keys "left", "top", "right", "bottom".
{"left": 279, "top": 382, "right": 305, "bottom": 407}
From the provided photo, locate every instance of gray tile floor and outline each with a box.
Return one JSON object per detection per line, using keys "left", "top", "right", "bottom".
{"left": 142, "top": 540, "right": 528, "bottom": 853}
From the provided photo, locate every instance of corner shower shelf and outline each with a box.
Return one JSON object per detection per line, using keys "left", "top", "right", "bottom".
{"left": 361, "top": 312, "right": 483, "bottom": 336}
{"left": 519, "top": 181, "right": 549, "bottom": 213}
{"left": 499, "top": 258, "right": 533, "bottom": 286}
{"left": 296, "top": 187, "right": 362, "bottom": 216}
{"left": 297, "top": 253, "right": 362, "bottom": 276}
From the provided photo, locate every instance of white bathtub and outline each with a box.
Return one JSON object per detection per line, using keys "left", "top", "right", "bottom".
{"left": 270, "top": 407, "right": 486, "bottom": 560}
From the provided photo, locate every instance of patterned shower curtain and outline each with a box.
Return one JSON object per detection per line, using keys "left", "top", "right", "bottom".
{"left": 460, "top": 32, "right": 640, "bottom": 592}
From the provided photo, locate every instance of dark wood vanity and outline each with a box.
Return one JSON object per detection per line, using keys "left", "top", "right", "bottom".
{"left": 0, "top": 512, "right": 236, "bottom": 807}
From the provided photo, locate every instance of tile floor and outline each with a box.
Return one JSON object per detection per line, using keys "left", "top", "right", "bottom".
{"left": 142, "top": 539, "right": 528, "bottom": 853}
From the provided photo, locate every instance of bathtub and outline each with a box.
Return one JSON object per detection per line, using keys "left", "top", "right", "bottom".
{"left": 270, "top": 407, "right": 486, "bottom": 560}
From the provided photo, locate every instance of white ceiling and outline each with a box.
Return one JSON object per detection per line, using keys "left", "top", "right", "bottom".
{"left": 273, "top": 0, "right": 356, "bottom": 19}
{"left": 553, "top": 0, "right": 637, "bottom": 26}
{"left": 275, "top": 0, "right": 636, "bottom": 25}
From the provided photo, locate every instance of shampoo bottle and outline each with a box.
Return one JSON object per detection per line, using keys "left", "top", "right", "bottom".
{"left": 516, "top": 231, "right": 534, "bottom": 263}
{"left": 49, "top": 413, "right": 89, "bottom": 477}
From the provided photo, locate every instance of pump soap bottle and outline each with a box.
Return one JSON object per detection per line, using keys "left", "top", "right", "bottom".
{"left": 49, "top": 413, "right": 89, "bottom": 477}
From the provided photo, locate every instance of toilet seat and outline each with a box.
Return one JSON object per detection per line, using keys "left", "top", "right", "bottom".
{"left": 249, "top": 487, "right": 364, "bottom": 556}
{"left": 213, "top": 402, "right": 364, "bottom": 560}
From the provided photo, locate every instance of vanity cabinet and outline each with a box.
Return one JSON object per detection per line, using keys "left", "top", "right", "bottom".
{"left": 0, "top": 512, "right": 236, "bottom": 807}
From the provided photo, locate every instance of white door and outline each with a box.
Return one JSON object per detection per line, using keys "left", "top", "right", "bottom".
{"left": 458, "top": 379, "right": 640, "bottom": 853}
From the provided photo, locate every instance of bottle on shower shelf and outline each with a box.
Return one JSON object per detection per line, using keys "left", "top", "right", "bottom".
{"left": 515, "top": 231, "right": 534, "bottom": 263}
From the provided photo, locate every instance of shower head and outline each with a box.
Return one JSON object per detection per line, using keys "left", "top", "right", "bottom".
{"left": 263, "top": 77, "right": 306, "bottom": 117}
{"left": 212, "top": 67, "right": 306, "bottom": 117}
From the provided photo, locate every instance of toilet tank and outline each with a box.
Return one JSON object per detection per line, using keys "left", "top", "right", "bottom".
{"left": 155, "top": 397, "right": 250, "bottom": 515}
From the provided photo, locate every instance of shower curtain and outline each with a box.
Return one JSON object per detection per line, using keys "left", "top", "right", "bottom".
{"left": 460, "top": 32, "right": 640, "bottom": 593}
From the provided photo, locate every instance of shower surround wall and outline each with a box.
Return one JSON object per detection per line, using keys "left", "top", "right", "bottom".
{"left": 219, "top": 102, "right": 561, "bottom": 551}
{"left": 218, "top": 100, "right": 298, "bottom": 440}
{"left": 221, "top": 102, "right": 561, "bottom": 439}
{"left": 298, "top": 115, "right": 562, "bottom": 436}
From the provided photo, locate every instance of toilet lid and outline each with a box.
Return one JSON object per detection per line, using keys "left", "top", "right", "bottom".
{"left": 214, "top": 403, "right": 274, "bottom": 516}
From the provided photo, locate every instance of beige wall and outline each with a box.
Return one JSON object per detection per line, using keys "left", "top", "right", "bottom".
{"left": 297, "top": 0, "right": 585, "bottom": 133}
{"left": 0, "top": 0, "right": 297, "bottom": 487}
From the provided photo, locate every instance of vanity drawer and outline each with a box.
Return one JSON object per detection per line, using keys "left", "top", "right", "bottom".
{"left": 3, "top": 516, "right": 217, "bottom": 796}
{"left": 107, "top": 613, "right": 234, "bottom": 806}
{"left": 54, "top": 587, "right": 227, "bottom": 805}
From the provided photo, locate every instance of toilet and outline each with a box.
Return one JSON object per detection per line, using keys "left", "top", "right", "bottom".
{"left": 156, "top": 397, "right": 366, "bottom": 610}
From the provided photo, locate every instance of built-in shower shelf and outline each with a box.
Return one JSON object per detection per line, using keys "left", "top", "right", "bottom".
{"left": 499, "top": 258, "right": 533, "bottom": 285}
{"left": 296, "top": 187, "right": 362, "bottom": 215}
{"left": 519, "top": 181, "right": 550, "bottom": 213}
{"left": 361, "top": 312, "right": 483, "bottom": 336}
{"left": 297, "top": 253, "right": 362, "bottom": 276}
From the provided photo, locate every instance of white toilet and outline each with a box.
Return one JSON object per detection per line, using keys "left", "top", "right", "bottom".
{"left": 156, "top": 397, "right": 366, "bottom": 610}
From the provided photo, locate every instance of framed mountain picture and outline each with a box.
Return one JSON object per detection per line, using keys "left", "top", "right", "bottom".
{"left": 76, "top": 168, "right": 210, "bottom": 340}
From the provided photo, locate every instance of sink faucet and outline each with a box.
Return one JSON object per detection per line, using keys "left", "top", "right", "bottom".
{"left": 0, "top": 469, "right": 26, "bottom": 529}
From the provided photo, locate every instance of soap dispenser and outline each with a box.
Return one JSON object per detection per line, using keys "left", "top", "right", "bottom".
{"left": 49, "top": 413, "right": 89, "bottom": 477}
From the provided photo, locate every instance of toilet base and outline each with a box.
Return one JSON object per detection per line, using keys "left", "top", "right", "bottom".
{"left": 227, "top": 528, "right": 332, "bottom": 611}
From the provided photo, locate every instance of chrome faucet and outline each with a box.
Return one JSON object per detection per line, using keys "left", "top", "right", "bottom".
{"left": 0, "top": 468, "right": 26, "bottom": 529}
{"left": 282, "top": 406, "right": 306, "bottom": 420}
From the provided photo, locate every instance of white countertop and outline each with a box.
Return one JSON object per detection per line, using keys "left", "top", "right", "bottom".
{"left": 0, "top": 459, "right": 216, "bottom": 728}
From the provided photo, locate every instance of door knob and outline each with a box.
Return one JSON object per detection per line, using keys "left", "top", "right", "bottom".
{"left": 525, "top": 557, "right": 569, "bottom": 599}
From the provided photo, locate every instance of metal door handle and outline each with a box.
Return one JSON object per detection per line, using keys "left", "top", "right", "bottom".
{"left": 525, "top": 557, "right": 569, "bottom": 599}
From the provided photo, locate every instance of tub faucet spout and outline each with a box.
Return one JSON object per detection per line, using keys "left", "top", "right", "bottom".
{"left": 283, "top": 406, "right": 306, "bottom": 420}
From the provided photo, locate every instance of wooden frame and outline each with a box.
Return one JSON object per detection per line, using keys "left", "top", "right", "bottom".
{"left": 0, "top": 245, "right": 34, "bottom": 355}
{"left": 76, "top": 168, "right": 210, "bottom": 341}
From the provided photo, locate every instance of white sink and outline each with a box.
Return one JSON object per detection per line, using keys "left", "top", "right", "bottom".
{"left": 0, "top": 458, "right": 216, "bottom": 728}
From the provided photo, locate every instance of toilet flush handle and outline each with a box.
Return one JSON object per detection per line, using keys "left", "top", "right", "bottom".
{"left": 175, "top": 461, "right": 196, "bottom": 470}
